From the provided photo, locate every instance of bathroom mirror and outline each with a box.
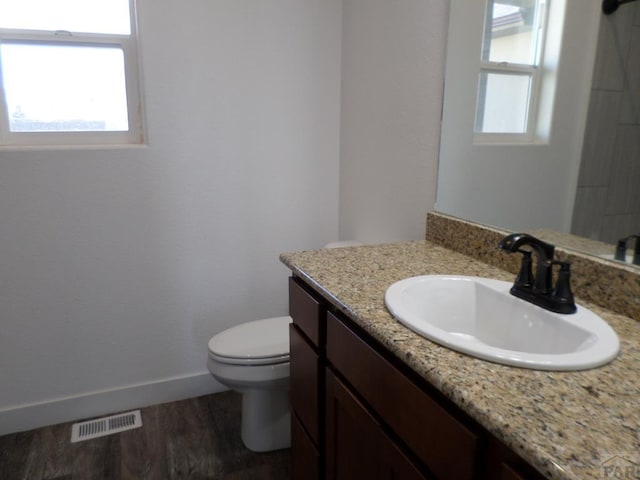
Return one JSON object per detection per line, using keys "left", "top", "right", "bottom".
{"left": 436, "top": 0, "right": 640, "bottom": 269}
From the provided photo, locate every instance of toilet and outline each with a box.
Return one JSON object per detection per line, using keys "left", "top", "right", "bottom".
{"left": 207, "top": 315, "right": 293, "bottom": 452}
{"left": 207, "top": 240, "right": 363, "bottom": 452}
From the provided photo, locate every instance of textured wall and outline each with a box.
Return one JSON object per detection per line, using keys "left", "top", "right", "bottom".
{"left": 338, "top": 0, "right": 448, "bottom": 243}
{"left": 0, "top": 0, "right": 342, "bottom": 434}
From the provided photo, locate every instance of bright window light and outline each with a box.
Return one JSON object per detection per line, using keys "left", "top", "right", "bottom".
{"left": 475, "top": 0, "right": 547, "bottom": 139}
{"left": 0, "top": 0, "right": 131, "bottom": 35}
{"left": 0, "top": 0, "right": 143, "bottom": 146}
{"left": 2, "top": 43, "right": 129, "bottom": 132}
{"left": 482, "top": 2, "right": 542, "bottom": 65}
{"left": 476, "top": 71, "right": 532, "bottom": 134}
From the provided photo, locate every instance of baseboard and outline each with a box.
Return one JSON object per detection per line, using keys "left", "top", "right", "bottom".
{"left": 0, "top": 371, "right": 226, "bottom": 436}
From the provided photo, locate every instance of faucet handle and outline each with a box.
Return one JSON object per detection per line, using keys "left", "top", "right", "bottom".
{"left": 546, "top": 260, "right": 577, "bottom": 314}
{"left": 498, "top": 233, "right": 555, "bottom": 295}
{"left": 615, "top": 238, "right": 627, "bottom": 261}
{"left": 615, "top": 234, "right": 640, "bottom": 264}
{"left": 498, "top": 233, "right": 555, "bottom": 259}
{"left": 633, "top": 235, "right": 640, "bottom": 265}
{"left": 513, "top": 249, "right": 534, "bottom": 289}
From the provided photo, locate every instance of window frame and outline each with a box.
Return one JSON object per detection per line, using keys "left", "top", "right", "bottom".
{"left": 0, "top": 0, "right": 144, "bottom": 147}
{"left": 474, "top": 0, "right": 550, "bottom": 144}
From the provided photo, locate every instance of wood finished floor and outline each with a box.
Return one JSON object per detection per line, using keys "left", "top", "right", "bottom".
{"left": 0, "top": 391, "right": 291, "bottom": 480}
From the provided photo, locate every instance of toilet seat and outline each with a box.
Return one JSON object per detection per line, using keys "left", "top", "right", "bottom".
{"left": 209, "top": 351, "right": 290, "bottom": 366}
{"left": 208, "top": 316, "right": 292, "bottom": 366}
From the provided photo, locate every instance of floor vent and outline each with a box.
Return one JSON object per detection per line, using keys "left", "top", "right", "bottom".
{"left": 71, "top": 410, "right": 142, "bottom": 443}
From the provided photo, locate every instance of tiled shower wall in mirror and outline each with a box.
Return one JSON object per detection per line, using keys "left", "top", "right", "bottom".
{"left": 572, "top": 3, "right": 640, "bottom": 243}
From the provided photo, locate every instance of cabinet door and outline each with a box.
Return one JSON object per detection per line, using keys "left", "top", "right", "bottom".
{"left": 379, "top": 432, "right": 432, "bottom": 480}
{"left": 325, "top": 369, "right": 379, "bottom": 480}
{"left": 326, "top": 369, "right": 430, "bottom": 480}
{"left": 327, "top": 312, "right": 478, "bottom": 480}
{"left": 290, "top": 324, "right": 320, "bottom": 444}
{"left": 291, "top": 412, "right": 319, "bottom": 480}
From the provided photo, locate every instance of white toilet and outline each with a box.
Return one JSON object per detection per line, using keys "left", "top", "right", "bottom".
{"left": 207, "top": 240, "right": 363, "bottom": 452}
{"left": 207, "top": 315, "right": 293, "bottom": 452}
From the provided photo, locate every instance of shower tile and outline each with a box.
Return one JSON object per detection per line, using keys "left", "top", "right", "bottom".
{"left": 605, "top": 125, "right": 640, "bottom": 214}
{"left": 592, "top": 9, "right": 635, "bottom": 91}
{"left": 578, "top": 90, "right": 622, "bottom": 186}
{"left": 571, "top": 186, "right": 607, "bottom": 239}
{"left": 631, "top": 212, "right": 640, "bottom": 233}
{"left": 601, "top": 214, "right": 635, "bottom": 243}
{"left": 619, "top": 26, "right": 640, "bottom": 124}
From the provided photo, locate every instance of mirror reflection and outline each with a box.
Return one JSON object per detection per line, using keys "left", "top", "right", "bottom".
{"left": 436, "top": 0, "right": 640, "bottom": 268}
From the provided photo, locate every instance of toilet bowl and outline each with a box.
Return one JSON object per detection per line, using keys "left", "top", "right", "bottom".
{"left": 207, "top": 240, "right": 363, "bottom": 452}
{"left": 207, "top": 316, "right": 293, "bottom": 452}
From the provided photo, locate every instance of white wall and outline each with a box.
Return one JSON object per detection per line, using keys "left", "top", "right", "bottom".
{"left": 338, "top": 0, "right": 448, "bottom": 242}
{"left": 0, "top": 0, "right": 342, "bottom": 434}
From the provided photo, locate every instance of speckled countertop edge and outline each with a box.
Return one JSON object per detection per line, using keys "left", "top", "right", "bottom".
{"left": 280, "top": 241, "right": 640, "bottom": 480}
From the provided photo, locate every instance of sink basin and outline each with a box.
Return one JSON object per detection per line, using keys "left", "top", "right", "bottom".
{"left": 384, "top": 275, "right": 619, "bottom": 370}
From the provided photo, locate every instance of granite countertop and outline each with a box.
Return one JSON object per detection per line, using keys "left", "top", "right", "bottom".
{"left": 280, "top": 240, "right": 640, "bottom": 480}
{"left": 529, "top": 229, "right": 618, "bottom": 259}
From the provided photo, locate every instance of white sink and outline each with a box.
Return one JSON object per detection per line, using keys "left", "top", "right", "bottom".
{"left": 384, "top": 275, "right": 620, "bottom": 371}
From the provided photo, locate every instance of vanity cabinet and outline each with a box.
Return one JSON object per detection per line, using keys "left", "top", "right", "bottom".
{"left": 326, "top": 368, "right": 429, "bottom": 480}
{"left": 289, "top": 277, "right": 325, "bottom": 480}
{"left": 289, "top": 275, "right": 547, "bottom": 480}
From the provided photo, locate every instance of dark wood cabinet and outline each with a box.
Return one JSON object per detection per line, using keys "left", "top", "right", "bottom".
{"left": 482, "top": 434, "right": 548, "bottom": 480}
{"left": 326, "top": 369, "right": 429, "bottom": 480}
{"left": 501, "top": 463, "right": 530, "bottom": 480}
{"left": 379, "top": 432, "right": 433, "bottom": 480}
{"left": 289, "top": 277, "right": 325, "bottom": 480}
{"left": 291, "top": 412, "right": 319, "bottom": 480}
{"left": 327, "top": 311, "right": 478, "bottom": 480}
{"left": 289, "top": 276, "right": 323, "bottom": 346}
{"left": 288, "top": 275, "right": 547, "bottom": 480}
{"left": 290, "top": 324, "right": 320, "bottom": 443}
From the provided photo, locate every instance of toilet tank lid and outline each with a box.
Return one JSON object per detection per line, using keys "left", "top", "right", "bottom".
{"left": 208, "top": 316, "right": 293, "bottom": 360}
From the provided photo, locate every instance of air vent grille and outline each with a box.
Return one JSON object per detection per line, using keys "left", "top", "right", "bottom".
{"left": 71, "top": 410, "right": 142, "bottom": 442}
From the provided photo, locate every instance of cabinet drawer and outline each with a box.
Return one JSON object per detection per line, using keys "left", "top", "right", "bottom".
{"left": 327, "top": 312, "right": 479, "bottom": 480}
{"left": 289, "top": 276, "right": 323, "bottom": 346}
{"left": 291, "top": 412, "right": 320, "bottom": 480}
{"left": 290, "top": 324, "right": 320, "bottom": 444}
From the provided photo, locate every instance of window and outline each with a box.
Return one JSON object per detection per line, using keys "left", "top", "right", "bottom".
{"left": 0, "top": 0, "right": 143, "bottom": 146}
{"left": 475, "top": 0, "right": 548, "bottom": 140}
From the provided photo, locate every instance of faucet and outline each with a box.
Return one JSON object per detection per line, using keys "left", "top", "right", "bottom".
{"left": 614, "top": 234, "right": 640, "bottom": 265}
{"left": 498, "top": 233, "right": 577, "bottom": 314}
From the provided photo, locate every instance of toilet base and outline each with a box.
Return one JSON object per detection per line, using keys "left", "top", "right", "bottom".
{"left": 241, "top": 388, "right": 291, "bottom": 452}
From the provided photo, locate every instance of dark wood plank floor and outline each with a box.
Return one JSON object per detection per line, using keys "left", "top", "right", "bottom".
{"left": 0, "top": 391, "right": 291, "bottom": 480}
